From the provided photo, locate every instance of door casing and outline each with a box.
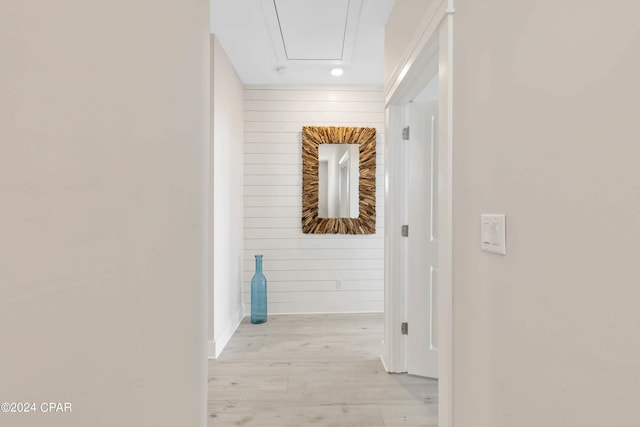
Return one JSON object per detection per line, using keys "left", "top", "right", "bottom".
{"left": 382, "top": 1, "right": 454, "bottom": 426}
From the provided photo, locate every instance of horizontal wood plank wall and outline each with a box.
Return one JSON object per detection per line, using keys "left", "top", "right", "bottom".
{"left": 243, "top": 86, "right": 385, "bottom": 314}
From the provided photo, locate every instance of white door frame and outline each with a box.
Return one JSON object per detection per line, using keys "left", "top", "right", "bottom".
{"left": 383, "top": 1, "right": 454, "bottom": 426}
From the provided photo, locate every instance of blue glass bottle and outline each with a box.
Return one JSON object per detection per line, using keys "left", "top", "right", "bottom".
{"left": 251, "top": 255, "right": 267, "bottom": 324}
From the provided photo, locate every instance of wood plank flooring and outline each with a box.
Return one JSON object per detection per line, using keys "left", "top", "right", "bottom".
{"left": 208, "top": 313, "right": 438, "bottom": 426}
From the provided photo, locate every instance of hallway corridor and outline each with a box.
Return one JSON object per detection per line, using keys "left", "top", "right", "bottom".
{"left": 208, "top": 313, "right": 437, "bottom": 426}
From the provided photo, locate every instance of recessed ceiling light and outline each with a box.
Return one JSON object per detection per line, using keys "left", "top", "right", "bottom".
{"left": 330, "top": 67, "right": 344, "bottom": 77}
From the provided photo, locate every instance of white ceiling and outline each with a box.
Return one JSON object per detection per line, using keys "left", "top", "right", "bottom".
{"left": 211, "top": 0, "right": 394, "bottom": 85}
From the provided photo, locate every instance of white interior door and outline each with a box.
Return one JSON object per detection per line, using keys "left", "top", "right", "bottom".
{"left": 406, "top": 99, "right": 438, "bottom": 378}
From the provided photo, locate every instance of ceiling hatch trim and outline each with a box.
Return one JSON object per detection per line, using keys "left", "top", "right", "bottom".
{"left": 261, "top": 0, "right": 362, "bottom": 65}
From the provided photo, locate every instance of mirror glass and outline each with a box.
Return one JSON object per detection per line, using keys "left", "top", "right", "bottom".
{"left": 318, "top": 144, "right": 359, "bottom": 218}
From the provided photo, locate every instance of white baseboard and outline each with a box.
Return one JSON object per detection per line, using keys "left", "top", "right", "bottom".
{"left": 380, "top": 354, "right": 389, "bottom": 372}
{"left": 242, "top": 303, "right": 383, "bottom": 316}
{"left": 207, "top": 340, "right": 216, "bottom": 359}
{"left": 208, "top": 305, "right": 244, "bottom": 359}
{"left": 380, "top": 339, "right": 391, "bottom": 372}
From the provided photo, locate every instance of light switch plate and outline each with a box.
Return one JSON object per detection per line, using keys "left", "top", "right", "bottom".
{"left": 481, "top": 214, "right": 506, "bottom": 255}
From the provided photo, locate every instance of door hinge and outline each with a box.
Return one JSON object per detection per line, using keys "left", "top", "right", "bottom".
{"left": 402, "top": 126, "right": 410, "bottom": 140}
{"left": 401, "top": 225, "right": 409, "bottom": 237}
{"left": 401, "top": 322, "right": 408, "bottom": 335}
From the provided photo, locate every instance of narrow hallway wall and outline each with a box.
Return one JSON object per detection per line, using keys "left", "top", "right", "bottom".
{"left": 210, "top": 35, "right": 244, "bottom": 357}
{"left": 243, "top": 86, "right": 385, "bottom": 313}
{"left": 452, "top": 1, "right": 640, "bottom": 425}
{"left": 385, "top": 2, "right": 640, "bottom": 426}
{"left": 0, "top": 0, "right": 209, "bottom": 425}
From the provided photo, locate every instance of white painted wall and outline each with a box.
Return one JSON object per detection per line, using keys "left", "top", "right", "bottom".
{"left": 210, "top": 36, "right": 245, "bottom": 358}
{"left": 244, "top": 86, "right": 385, "bottom": 313}
{"left": 327, "top": 146, "right": 341, "bottom": 218}
{"left": 386, "top": 1, "right": 640, "bottom": 426}
{"left": 384, "top": 0, "right": 436, "bottom": 85}
{"left": 0, "top": 0, "right": 209, "bottom": 426}
{"left": 452, "top": 2, "right": 640, "bottom": 426}
{"left": 319, "top": 161, "right": 329, "bottom": 217}
{"left": 348, "top": 144, "right": 359, "bottom": 218}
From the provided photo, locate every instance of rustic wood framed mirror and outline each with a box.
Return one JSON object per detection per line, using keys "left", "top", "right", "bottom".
{"left": 302, "top": 126, "right": 376, "bottom": 234}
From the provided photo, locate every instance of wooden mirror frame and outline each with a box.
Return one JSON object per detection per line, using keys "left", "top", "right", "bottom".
{"left": 302, "top": 126, "right": 376, "bottom": 234}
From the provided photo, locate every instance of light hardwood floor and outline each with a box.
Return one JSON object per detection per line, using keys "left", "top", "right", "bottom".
{"left": 208, "top": 313, "right": 438, "bottom": 426}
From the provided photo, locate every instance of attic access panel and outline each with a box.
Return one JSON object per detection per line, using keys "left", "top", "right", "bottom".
{"left": 263, "top": 0, "right": 361, "bottom": 64}
{"left": 275, "top": 0, "right": 348, "bottom": 60}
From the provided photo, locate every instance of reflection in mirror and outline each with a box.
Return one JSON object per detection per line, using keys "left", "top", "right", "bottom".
{"left": 318, "top": 144, "right": 359, "bottom": 218}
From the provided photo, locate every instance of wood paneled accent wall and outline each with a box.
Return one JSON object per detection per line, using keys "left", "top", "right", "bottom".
{"left": 243, "top": 86, "right": 385, "bottom": 313}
